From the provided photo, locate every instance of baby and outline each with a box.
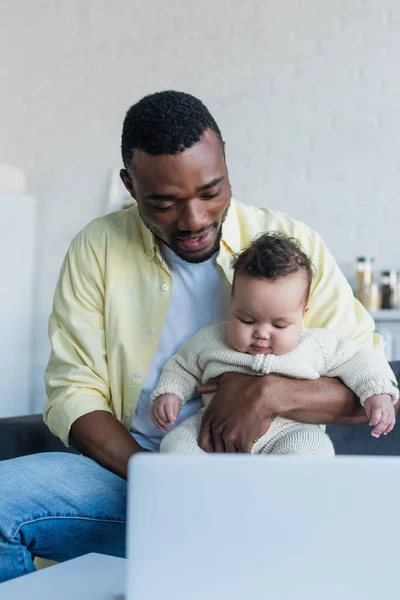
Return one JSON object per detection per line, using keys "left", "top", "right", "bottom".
{"left": 151, "top": 233, "right": 398, "bottom": 456}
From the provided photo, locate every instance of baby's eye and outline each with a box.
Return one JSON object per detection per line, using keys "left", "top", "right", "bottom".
{"left": 274, "top": 324, "right": 287, "bottom": 329}
{"left": 238, "top": 317, "right": 254, "bottom": 325}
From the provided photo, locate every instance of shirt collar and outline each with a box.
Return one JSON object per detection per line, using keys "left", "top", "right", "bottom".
{"left": 220, "top": 198, "right": 241, "bottom": 256}
{"left": 136, "top": 198, "right": 241, "bottom": 261}
{"left": 135, "top": 206, "right": 159, "bottom": 261}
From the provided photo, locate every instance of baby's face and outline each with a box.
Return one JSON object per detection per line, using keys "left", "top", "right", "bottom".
{"left": 228, "top": 273, "right": 308, "bottom": 356}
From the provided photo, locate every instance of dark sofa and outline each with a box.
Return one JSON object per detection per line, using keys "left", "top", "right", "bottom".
{"left": 1, "top": 360, "right": 400, "bottom": 460}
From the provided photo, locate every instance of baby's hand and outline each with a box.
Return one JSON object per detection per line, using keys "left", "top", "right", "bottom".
{"left": 364, "top": 394, "right": 396, "bottom": 438}
{"left": 151, "top": 394, "right": 181, "bottom": 431}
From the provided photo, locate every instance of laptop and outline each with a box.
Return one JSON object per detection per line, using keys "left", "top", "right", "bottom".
{"left": 127, "top": 454, "right": 400, "bottom": 599}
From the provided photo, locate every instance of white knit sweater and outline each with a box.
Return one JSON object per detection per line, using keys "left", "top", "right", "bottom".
{"left": 151, "top": 323, "right": 399, "bottom": 407}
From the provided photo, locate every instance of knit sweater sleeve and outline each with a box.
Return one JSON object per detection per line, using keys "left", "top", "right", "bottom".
{"left": 150, "top": 326, "right": 213, "bottom": 406}
{"left": 311, "top": 329, "right": 399, "bottom": 406}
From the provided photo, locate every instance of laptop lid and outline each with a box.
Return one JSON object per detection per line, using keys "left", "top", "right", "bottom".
{"left": 127, "top": 454, "right": 399, "bottom": 599}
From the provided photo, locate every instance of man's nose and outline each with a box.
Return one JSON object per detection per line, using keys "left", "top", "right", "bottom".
{"left": 177, "top": 200, "right": 208, "bottom": 232}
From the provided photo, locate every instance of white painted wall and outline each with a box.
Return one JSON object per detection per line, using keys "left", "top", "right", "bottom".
{"left": 0, "top": 193, "right": 36, "bottom": 416}
{"left": 1, "top": 0, "right": 400, "bottom": 412}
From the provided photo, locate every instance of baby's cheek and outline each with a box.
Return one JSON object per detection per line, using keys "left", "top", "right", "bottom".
{"left": 235, "top": 328, "right": 248, "bottom": 352}
{"left": 228, "top": 326, "right": 241, "bottom": 350}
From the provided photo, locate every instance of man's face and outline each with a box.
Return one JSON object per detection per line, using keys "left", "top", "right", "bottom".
{"left": 120, "top": 129, "right": 232, "bottom": 263}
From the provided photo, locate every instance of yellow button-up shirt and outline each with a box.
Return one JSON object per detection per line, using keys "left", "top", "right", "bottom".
{"left": 44, "top": 199, "right": 390, "bottom": 445}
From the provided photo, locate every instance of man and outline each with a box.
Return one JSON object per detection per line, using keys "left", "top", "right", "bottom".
{"left": 0, "top": 91, "right": 394, "bottom": 582}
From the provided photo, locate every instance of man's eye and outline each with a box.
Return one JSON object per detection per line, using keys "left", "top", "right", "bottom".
{"left": 153, "top": 204, "right": 176, "bottom": 213}
{"left": 200, "top": 189, "right": 222, "bottom": 200}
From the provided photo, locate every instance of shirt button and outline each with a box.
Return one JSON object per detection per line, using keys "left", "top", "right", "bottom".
{"left": 134, "top": 372, "right": 142, "bottom": 379}
{"left": 149, "top": 328, "right": 156, "bottom": 336}
{"left": 124, "top": 411, "right": 130, "bottom": 419}
{"left": 161, "top": 283, "right": 169, "bottom": 292}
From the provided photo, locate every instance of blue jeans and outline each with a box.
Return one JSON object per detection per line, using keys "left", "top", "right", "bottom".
{"left": 0, "top": 453, "right": 127, "bottom": 583}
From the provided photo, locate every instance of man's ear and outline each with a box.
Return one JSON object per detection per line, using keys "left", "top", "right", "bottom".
{"left": 120, "top": 169, "right": 136, "bottom": 199}
{"left": 222, "top": 140, "right": 226, "bottom": 163}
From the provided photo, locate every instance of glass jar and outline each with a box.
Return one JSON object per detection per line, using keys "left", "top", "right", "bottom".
{"left": 389, "top": 270, "right": 398, "bottom": 308}
{"left": 380, "top": 271, "right": 396, "bottom": 309}
{"left": 397, "top": 270, "right": 400, "bottom": 309}
{"left": 359, "top": 282, "right": 380, "bottom": 311}
{"left": 355, "top": 256, "right": 373, "bottom": 302}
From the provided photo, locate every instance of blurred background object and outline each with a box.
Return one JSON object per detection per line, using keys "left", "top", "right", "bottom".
{"left": 0, "top": 166, "right": 36, "bottom": 416}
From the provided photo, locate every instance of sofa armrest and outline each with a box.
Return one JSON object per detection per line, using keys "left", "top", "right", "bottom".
{"left": 0, "top": 414, "right": 75, "bottom": 460}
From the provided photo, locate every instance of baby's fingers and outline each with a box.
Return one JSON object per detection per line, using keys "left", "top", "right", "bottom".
{"left": 165, "top": 403, "right": 178, "bottom": 424}
{"left": 383, "top": 421, "right": 395, "bottom": 435}
{"left": 151, "top": 405, "right": 160, "bottom": 428}
{"left": 371, "top": 412, "right": 390, "bottom": 438}
{"left": 383, "top": 409, "right": 396, "bottom": 435}
{"left": 152, "top": 412, "right": 166, "bottom": 430}
{"left": 151, "top": 413, "right": 164, "bottom": 430}
{"left": 151, "top": 404, "right": 170, "bottom": 430}
{"left": 368, "top": 407, "right": 382, "bottom": 427}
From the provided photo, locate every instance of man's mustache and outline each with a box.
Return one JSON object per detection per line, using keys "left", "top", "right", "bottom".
{"left": 172, "top": 223, "right": 217, "bottom": 240}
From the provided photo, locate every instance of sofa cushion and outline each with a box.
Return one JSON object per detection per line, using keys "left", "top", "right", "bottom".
{"left": 327, "top": 360, "right": 400, "bottom": 455}
{"left": 0, "top": 414, "right": 74, "bottom": 460}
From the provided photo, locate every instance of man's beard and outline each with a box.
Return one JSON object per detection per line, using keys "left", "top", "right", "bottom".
{"left": 138, "top": 205, "right": 230, "bottom": 264}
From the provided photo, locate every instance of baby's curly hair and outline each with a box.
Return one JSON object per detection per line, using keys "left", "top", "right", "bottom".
{"left": 232, "top": 233, "right": 314, "bottom": 302}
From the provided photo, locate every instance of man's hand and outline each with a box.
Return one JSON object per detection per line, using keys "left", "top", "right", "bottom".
{"left": 198, "top": 373, "right": 277, "bottom": 453}
{"left": 198, "top": 372, "right": 369, "bottom": 454}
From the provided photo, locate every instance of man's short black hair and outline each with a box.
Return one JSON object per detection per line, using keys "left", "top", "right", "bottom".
{"left": 232, "top": 233, "right": 315, "bottom": 301}
{"left": 121, "top": 90, "right": 223, "bottom": 168}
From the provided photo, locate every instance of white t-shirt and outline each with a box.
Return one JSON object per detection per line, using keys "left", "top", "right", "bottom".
{"left": 130, "top": 244, "right": 231, "bottom": 451}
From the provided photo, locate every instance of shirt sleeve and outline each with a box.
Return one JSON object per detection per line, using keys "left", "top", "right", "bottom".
{"left": 43, "top": 232, "right": 112, "bottom": 446}
{"left": 302, "top": 225, "right": 395, "bottom": 382}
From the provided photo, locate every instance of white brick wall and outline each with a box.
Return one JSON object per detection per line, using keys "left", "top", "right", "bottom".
{"left": 1, "top": 0, "right": 400, "bottom": 411}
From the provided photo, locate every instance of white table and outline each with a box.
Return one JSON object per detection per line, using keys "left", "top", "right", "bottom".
{"left": 0, "top": 553, "right": 126, "bottom": 600}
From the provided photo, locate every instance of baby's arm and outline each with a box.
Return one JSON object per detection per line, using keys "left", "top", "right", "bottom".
{"left": 150, "top": 345, "right": 203, "bottom": 404}
{"left": 314, "top": 330, "right": 398, "bottom": 437}
{"left": 150, "top": 327, "right": 210, "bottom": 415}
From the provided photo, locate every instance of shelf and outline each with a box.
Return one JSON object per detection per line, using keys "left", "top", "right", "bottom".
{"left": 369, "top": 310, "right": 400, "bottom": 322}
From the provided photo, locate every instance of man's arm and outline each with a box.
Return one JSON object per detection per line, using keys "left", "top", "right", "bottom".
{"left": 69, "top": 411, "right": 144, "bottom": 480}
{"left": 272, "top": 375, "right": 367, "bottom": 425}
{"left": 44, "top": 231, "right": 143, "bottom": 476}
{"left": 198, "top": 373, "right": 367, "bottom": 453}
